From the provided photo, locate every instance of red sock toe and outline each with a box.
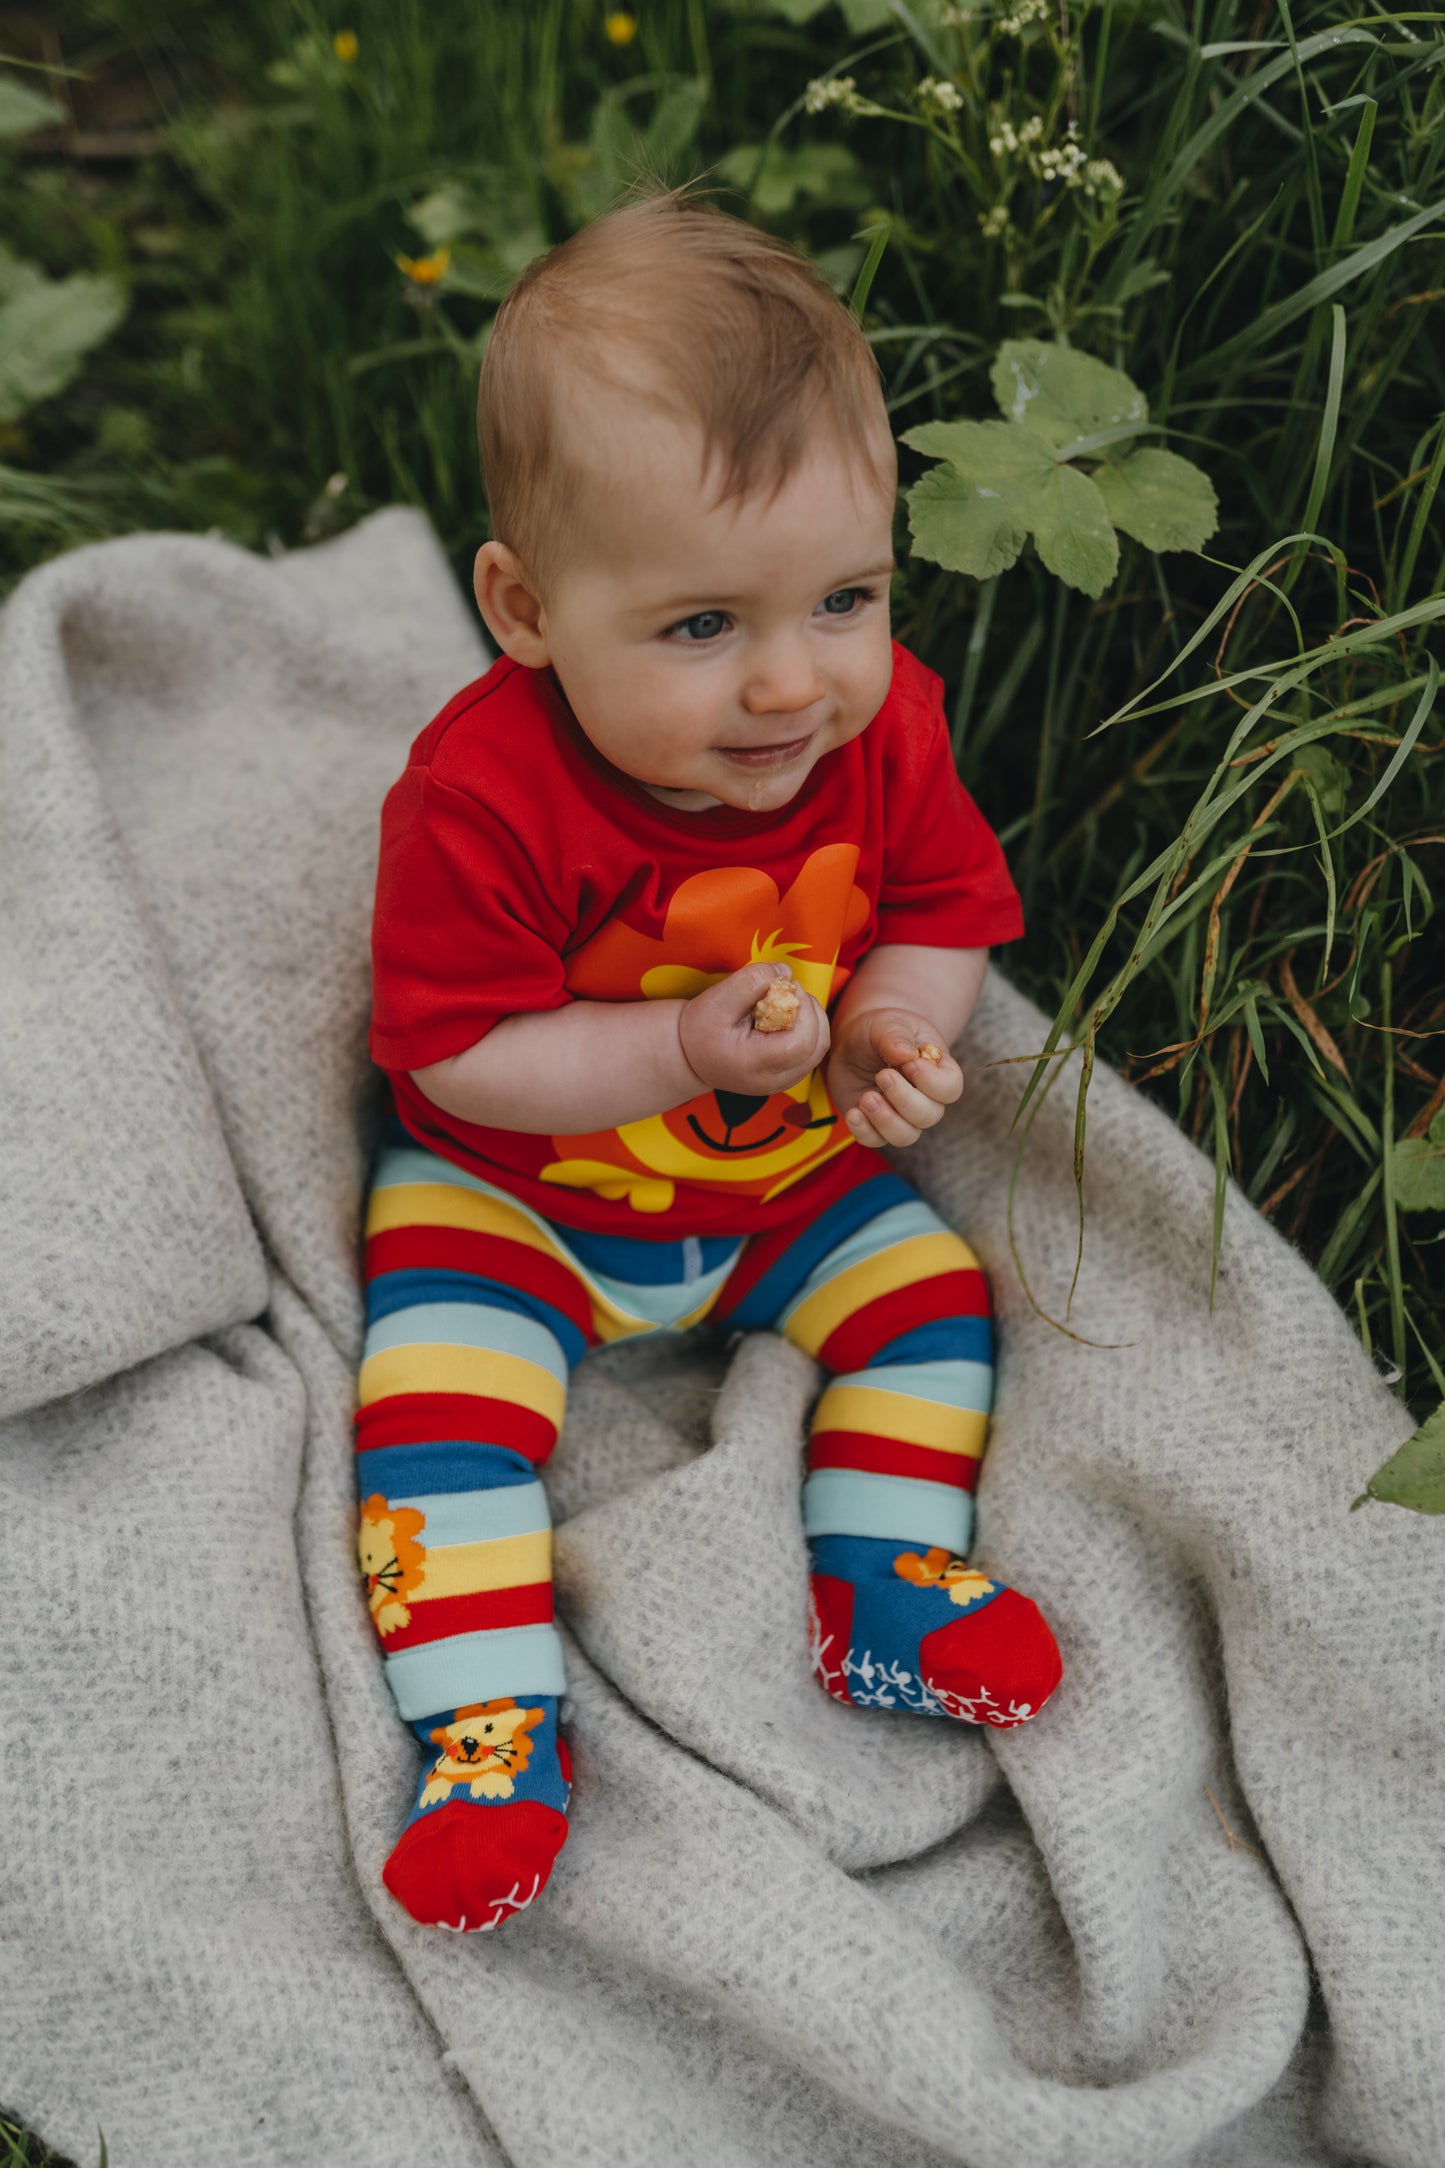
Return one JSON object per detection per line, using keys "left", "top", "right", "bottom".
{"left": 382, "top": 1797, "right": 569, "bottom": 1933}
{"left": 919, "top": 1586, "right": 1063, "bottom": 1728}
{"left": 808, "top": 1573, "right": 856, "bottom": 1704}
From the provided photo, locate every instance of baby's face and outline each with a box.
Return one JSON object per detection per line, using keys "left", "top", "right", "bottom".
{"left": 492, "top": 411, "right": 897, "bottom": 814}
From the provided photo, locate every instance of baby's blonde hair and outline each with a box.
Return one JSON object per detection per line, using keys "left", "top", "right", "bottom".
{"left": 476, "top": 188, "right": 895, "bottom": 588}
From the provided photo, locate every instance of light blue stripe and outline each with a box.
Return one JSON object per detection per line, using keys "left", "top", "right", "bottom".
{"left": 384, "top": 1623, "right": 568, "bottom": 1721}
{"left": 801, "top": 1468, "right": 972, "bottom": 1551}
{"left": 833, "top": 1358, "right": 994, "bottom": 1414}
{"left": 388, "top": 1483, "right": 551, "bottom": 1549}
{"left": 372, "top": 1145, "right": 495, "bottom": 1195}
{"left": 777, "top": 1201, "right": 944, "bottom": 1328}
{"left": 363, "top": 1301, "right": 568, "bottom": 1385}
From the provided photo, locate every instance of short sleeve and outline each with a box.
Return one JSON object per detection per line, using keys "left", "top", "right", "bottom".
{"left": 369, "top": 763, "right": 571, "bottom": 1072}
{"left": 875, "top": 676, "right": 1024, "bottom": 949}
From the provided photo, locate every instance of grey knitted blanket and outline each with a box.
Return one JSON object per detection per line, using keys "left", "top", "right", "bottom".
{"left": 2, "top": 511, "right": 1440, "bottom": 2168}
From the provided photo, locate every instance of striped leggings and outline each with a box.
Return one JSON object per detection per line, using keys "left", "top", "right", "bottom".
{"left": 355, "top": 1136, "right": 995, "bottom": 1727}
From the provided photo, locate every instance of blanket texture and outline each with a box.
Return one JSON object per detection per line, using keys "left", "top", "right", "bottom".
{"left": 2, "top": 511, "right": 1441, "bottom": 2168}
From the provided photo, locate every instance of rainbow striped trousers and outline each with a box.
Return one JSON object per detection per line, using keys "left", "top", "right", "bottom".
{"left": 356, "top": 1137, "right": 994, "bottom": 1726}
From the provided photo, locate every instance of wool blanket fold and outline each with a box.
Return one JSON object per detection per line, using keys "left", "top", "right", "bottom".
{"left": 1, "top": 510, "right": 1439, "bottom": 2168}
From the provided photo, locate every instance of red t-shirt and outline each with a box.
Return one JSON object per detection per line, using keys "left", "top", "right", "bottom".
{"left": 370, "top": 643, "right": 1022, "bottom": 1237}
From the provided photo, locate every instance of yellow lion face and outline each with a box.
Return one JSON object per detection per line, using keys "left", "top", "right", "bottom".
{"left": 358, "top": 1493, "right": 427, "bottom": 1635}
{"left": 419, "top": 1700, "right": 544, "bottom": 1806}
{"left": 893, "top": 1548, "right": 996, "bottom": 1607}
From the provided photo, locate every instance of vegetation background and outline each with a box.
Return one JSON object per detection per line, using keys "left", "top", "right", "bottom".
{"left": 0, "top": 0, "right": 1442, "bottom": 2154}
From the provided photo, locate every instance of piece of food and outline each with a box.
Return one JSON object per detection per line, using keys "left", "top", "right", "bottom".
{"left": 915, "top": 1041, "right": 945, "bottom": 1063}
{"left": 753, "top": 976, "right": 801, "bottom": 1033}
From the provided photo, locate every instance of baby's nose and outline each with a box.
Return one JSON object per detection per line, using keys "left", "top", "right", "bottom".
{"left": 741, "top": 644, "right": 824, "bottom": 715}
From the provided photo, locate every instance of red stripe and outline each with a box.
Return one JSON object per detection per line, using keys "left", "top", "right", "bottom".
{"left": 816, "top": 1271, "right": 990, "bottom": 1372}
{"left": 365, "top": 1227, "right": 595, "bottom": 1341}
{"left": 355, "top": 1392, "right": 558, "bottom": 1462}
{"left": 379, "top": 1581, "right": 554, "bottom": 1652}
{"left": 807, "top": 1429, "right": 980, "bottom": 1491}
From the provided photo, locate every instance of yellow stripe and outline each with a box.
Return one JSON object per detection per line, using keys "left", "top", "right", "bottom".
{"left": 414, "top": 1528, "right": 552, "bottom": 1600}
{"left": 357, "top": 1343, "right": 566, "bottom": 1424}
{"left": 366, "top": 1181, "right": 565, "bottom": 1258}
{"left": 812, "top": 1383, "right": 987, "bottom": 1457}
{"left": 784, "top": 1232, "right": 976, "bottom": 1356}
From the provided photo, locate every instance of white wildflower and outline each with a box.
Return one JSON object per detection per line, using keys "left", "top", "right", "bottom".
{"left": 1085, "top": 157, "right": 1125, "bottom": 199}
{"left": 979, "top": 202, "right": 1011, "bottom": 239}
{"left": 995, "top": 0, "right": 1047, "bottom": 33}
{"left": 804, "top": 74, "right": 857, "bottom": 115}
{"left": 918, "top": 75, "right": 965, "bottom": 114}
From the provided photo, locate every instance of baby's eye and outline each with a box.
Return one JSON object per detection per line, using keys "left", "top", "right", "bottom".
{"left": 817, "top": 587, "right": 871, "bottom": 617}
{"left": 667, "top": 609, "right": 729, "bottom": 642}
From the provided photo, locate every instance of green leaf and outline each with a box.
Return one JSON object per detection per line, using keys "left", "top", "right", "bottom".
{"left": 906, "top": 455, "right": 1035, "bottom": 581}
{"left": 1394, "top": 1112, "right": 1445, "bottom": 1214}
{"left": 904, "top": 421, "right": 1118, "bottom": 594}
{"left": 1029, "top": 463, "right": 1119, "bottom": 597}
{"left": 839, "top": 0, "right": 896, "bottom": 23}
{"left": 0, "top": 69, "right": 65, "bottom": 138}
{"left": 990, "top": 338, "right": 1147, "bottom": 449}
{"left": 1359, "top": 1399, "right": 1445, "bottom": 1513}
{"left": 715, "top": 141, "right": 869, "bottom": 217}
{"left": 1293, "top": 742, "right": 1349, "bottom": 817}
{"left": 1092, "top": 446, "right": 1219, "bottom": 553}
{"left": 0, "top": 249, "right": 127, "bottom": 424}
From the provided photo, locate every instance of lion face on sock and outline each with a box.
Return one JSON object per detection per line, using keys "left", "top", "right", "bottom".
{"left": 358, "top": 1494, "right": 427, "bottom": 1635}
{"left": 894, "top": 1548, "right": 996, "bottom": 1607}
{"left": 419, "top": 1699, "right": 545, "bottom": 1807}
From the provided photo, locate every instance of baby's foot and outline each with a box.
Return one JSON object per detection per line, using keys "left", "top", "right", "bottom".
{"left": 382, "top": 1695, "right": 570, "bottom": 1933}
{"left": 808, "top": 1535, "right": 1061, "bottom": 1728}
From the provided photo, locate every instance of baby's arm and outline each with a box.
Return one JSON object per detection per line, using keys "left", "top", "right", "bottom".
{"left": 825, "top": 942, "right": 988, "bottom": 1149}
{"left": 412, "top": 960, "right": 829, "bottom": 1132}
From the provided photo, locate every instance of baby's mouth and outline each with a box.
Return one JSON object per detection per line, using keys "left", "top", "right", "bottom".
{"left": 715, "top": 732, "right": 813, "bottom": 770}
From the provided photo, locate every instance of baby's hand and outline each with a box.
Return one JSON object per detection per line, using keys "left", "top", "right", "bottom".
{"left": 826, "top": 1008, "right": 962, "bottom": 1149}
{"left": 679, "top": 962, "right": 829, "bottom": 1098}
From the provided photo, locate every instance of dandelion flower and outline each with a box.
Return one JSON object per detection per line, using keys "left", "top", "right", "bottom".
{"left": 332, "top": 28, "right": 358, "bottom": 62}
{"left": 396, "top": 247, "right": 451, "bottom": 287}
{"left": 603, "top": 10, "right": 638, "bottom": 42}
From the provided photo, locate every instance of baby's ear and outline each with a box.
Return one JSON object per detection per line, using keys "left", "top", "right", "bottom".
{"left": 473, "top": 542, "right": 550, "bottom": 667}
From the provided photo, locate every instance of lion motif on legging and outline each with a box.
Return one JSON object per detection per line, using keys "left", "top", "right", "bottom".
{"left": 420, "top": 1700, "right": 545, "bottom": 1806}
{"left": 358, "top": 1493, "right": 427, "bottom": 1635}
{"left": 893, "top": 1547, "right": 995, "bottom": 1606}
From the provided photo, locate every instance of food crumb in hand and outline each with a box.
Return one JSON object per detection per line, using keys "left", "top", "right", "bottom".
{"left": 753, "top": 976, "right": 801, "bottom": 1033}
{"left": 915, "top": 1042, "right": 945, "bottom": 1063}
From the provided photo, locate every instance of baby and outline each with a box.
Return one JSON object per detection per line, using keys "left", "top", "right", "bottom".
{"left": 356, "top": 191, "right": 1062, "bottom": 1936}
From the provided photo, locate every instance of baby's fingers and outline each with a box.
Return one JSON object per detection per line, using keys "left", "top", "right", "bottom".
{"left": 898, "top": 1048, "right": 963, "bottom": 1104}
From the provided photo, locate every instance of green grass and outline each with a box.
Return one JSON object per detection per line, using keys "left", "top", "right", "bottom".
{"left": 4, "top": 0, "right": 1443, "bottom": 1406}
{"left": 0, "top": 2105, "right": 86, "bottom": 2168}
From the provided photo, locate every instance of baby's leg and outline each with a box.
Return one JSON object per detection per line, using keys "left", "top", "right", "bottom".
{"left": 355, "top": 1145, "right": 592, "bottom": 1932}
{"left": 718, "top": 1173, "right": 1061, "bottom": 1728}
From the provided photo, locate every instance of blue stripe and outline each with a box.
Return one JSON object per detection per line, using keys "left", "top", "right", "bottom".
{"left": 356, "top": 1441, "right": 538, "bottom": 1498}
{"left": 362, "top": 1301, "right": 568, "bottom": 1384}
{"left": 870, "top": 1316, "right": 994, "bottom": 1368}
{"left": 386, "top": 1482, "right": 550, "bottom": 1547}
{"left": 721, "top": 1173, "right": 916, "bottom": 1329}
{"left": 801, "top": 1468, "right": 972, "bottom": 1551}
{"left": 384, "top": 1623, "right": 568, "bottom": 1720}
{"left": 366, "top": 1269, "right": 588, "bottom": 1368}
{"left": 830, "top": 1358, "right": 994, "bottom": 1414}
{"left": 565, "top": 1224, "right": 740, "bottom": 1285}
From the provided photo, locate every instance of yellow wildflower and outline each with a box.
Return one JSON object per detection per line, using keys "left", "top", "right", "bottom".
{"left": 332, "top": 28, "right": 359, "bottom": 62}
{"left": 396, "top": 246, "right": 451, "bottom": 286}
{"left": 604, "top": 11, "right": 638, "bottom": 45}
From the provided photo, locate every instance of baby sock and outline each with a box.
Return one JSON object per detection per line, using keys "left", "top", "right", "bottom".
{"left": 808, "top": 1532, "right": 1061, "bottom": 1727}
{"left": 381, "top": 1694, "right": 572, "bottom": 1934}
